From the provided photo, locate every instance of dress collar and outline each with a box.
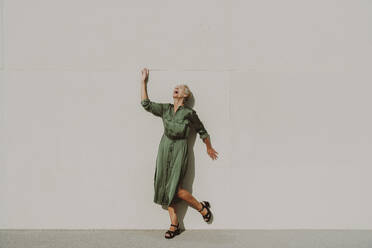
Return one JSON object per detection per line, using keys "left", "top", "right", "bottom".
{"left": 171, "top": 103, "right": 184, "bottom": 109}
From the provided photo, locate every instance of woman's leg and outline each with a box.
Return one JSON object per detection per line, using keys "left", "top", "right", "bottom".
{"left": 166, "top": 202, "right": 179, "bottom": 234}
{"left": 176, "top": 186, "right": 208, "bottom": 217}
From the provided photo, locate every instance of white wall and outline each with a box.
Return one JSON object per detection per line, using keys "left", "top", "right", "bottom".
{"left": 0, "top": 0, "right": 371, "bottom": 229}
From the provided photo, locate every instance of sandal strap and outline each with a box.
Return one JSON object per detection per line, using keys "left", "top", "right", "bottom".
{"left": 198, "top": 202, "right": 206, "bottom": 212}
{"left": 165, "top": 225, "right": 180, "bottom": 238}
{"left": 202, "top": 203, "right": 211, "bottom": 220}
{"left": 170, "top": 223, "right": 179, "bottom": 228}
{"left": 165, "top": 230, "right": 175, "bottom": 237}
{"left": 198, "top": 201, "right": 212, "bottom": 222}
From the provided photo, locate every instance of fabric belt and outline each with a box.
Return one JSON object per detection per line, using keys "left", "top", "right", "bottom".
{"left": 164, "top": 133, "right": 187, "bottom": 140}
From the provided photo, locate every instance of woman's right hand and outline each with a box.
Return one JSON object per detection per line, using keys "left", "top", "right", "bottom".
{"left": 141, "top": 68, "right": 149, "bottom": 83}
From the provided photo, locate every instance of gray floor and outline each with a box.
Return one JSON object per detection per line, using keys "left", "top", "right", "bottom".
{"left": 1, "top": 230, "right": 372, "bottom": 248}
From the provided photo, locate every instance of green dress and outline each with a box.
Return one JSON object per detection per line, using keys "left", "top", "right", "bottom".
{"left": 141, "top": 98, "right": 210, "bottom": 207}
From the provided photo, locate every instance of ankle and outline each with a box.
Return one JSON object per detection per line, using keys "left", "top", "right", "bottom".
{"left": 170, "top": 225, "right": 178, "bottom": 230}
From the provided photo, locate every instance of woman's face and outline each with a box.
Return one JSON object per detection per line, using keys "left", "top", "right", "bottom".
{"left": 173, "top": 85, "right": 187, "bottom": 101}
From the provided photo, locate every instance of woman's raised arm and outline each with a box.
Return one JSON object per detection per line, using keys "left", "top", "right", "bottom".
{"left": 140, "top": 68, "right": 150, "bottom": 101}
{"left": 140, "top": 68, "right": 165, "bottom": 117}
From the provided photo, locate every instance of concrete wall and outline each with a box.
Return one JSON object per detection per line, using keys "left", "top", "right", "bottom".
{"left": 0, "top": 0, "right": 371, "bottom": 229}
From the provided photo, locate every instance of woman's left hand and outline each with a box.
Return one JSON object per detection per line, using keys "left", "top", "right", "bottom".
{"left": 207, "top": 147, "right": 218, "bottom": 160}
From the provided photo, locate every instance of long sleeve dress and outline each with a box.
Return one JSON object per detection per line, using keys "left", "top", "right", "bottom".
{"left": 141, "top": 98, "right": 210, "bottom": 207}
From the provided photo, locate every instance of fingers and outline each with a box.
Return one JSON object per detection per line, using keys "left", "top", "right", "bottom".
{"left": 213, "top": 150, "right": 218, "bottom": 160}
{"left": 208, "top": 151, "right": 218, "bottom": 160}
{"left": 141, "top": 68, "right": 149, "bottom": 81}
{"left": 211, "top": 149, "right": 218, "bottom": 159}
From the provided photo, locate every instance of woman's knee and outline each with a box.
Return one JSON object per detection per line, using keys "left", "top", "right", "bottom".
{"left": 168, "top": 203, "right": 176, "bottom": 211}
{"left": 177, "top": 187, "right": 187, "bottom": 198}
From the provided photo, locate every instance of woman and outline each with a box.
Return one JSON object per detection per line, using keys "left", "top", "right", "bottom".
{"left": 140, "top": 68, "right": 219, "bottom": 239}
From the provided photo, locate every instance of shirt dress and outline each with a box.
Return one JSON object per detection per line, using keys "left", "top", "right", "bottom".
{"left": 141, "top": 98, "right": 210, "bottom": 207}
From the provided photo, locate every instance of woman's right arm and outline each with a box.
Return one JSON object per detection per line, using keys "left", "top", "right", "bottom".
{"left": 140, "top": 68, "right": 165, "bottom": 117}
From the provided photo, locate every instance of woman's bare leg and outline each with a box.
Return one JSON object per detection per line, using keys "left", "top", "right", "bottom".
{"left": 176, "top": 186, "right": 208, "bottom": 217}
{"left": 165, "top": 202, "right": 179, "bottom": 237}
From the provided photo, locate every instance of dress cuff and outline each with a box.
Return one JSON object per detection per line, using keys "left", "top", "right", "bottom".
{"left": 141, "top": 99, "right": 150, "bottom": 106}
{"left": 200, "top": 133, "right": 210, "bottom": 140}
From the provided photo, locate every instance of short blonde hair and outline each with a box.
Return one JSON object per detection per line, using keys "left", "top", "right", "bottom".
{"left": 183, "top": 84, "right": 192, "bottom": 103}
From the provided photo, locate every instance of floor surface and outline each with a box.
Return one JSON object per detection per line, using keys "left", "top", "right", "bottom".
{"left": 1, "top": 230, "right": 372, "bottom": 248}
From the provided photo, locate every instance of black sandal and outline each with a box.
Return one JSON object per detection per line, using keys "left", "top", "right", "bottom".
{"left": 198, "top": 201, "right": 212, "bottom": 222}
{"left": 164, "top": 223, "right": 180, "bottom": 239}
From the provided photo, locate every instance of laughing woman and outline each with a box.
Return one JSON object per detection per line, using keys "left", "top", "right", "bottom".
{"left": 140, "top": 68, "right": 219, "bottom": 239}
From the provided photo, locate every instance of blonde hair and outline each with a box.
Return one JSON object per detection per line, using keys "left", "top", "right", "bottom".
{"left": 183, "top": 84, "right": 192, "bottom": 104}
